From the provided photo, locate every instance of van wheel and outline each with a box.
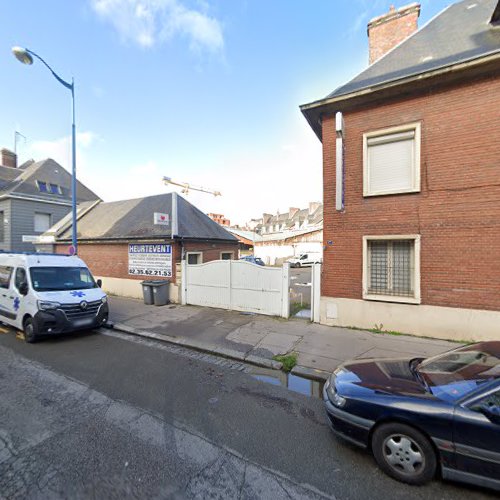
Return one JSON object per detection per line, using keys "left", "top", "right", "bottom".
{"left": 23, "top": 317, "right": 38, "bottom": 344}
{"left": 372, "top": 423, "right": 437, "bottom": 485}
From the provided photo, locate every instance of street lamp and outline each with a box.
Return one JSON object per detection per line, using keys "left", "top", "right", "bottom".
{"left": 12, "top": 46, "right": 78, "bottom": 255}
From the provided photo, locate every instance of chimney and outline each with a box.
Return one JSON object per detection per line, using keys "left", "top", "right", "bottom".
{"left": 308, "top": 202, "right": 321, "bottom": 215}
{"left": 367, "top": 3, "right": 421, "bottom": 64}
{"left": 0, "top": 148, "right": 17, "bottom": 168}
{"left": 289, "top": 207, "right": 300, "bottom": 219}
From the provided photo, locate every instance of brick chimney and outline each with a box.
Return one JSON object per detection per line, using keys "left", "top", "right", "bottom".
{"left": 0, "top": 148, "right": 17, "bottom": 168}
{"left": 367, "top": 3, "right": 420, "bottom": 64}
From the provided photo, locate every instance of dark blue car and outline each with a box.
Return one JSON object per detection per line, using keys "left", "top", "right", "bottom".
{"left": 324, "top": 341, "right": 500, "bottom": 491}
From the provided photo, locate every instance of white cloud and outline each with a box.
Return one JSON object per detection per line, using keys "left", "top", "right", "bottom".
{"left": 90, "top": 0, "right": 224, "bottom": 54}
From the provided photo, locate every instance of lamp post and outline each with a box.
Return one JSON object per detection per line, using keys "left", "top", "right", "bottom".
{"left": 12, "top": 46, "right": 78, "bottom": 255}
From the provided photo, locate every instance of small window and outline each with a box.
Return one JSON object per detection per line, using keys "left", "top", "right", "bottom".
{"left": 364, "top": 123, "right": 421, "bottom": 196}
{"left": 37, "top": 181, "right": 48, "bottom": 193}
{"left": 363, "top": 236, "right": 420, "bottom": 304}
{"left": 34, "top": 213, "right": 51, "bottom": 233}
{"left": 301, "top": 254, "right": 308, "bottom": 260}
{"left": 15, "top": 268, "right": 27, "bottom": 291}
{"left": 474, "top": 391, "right": 500, "bottom": 412}
{"left": 187, "top": 253, "right": 202, "bottom": 265}
{"left": 49, "top": 183, "right": 61, "bottom": 194}
{"left": 221, "top": 252, "right": 233, "bottom": 260}
{"left": 0, "top": 266, "right": 12, "bottom": 289}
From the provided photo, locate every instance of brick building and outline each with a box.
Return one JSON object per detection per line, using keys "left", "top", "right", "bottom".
{"left": 41, "top": 193, "right": 239, "bottom": 301}
{"left": 301, "top": 0, "right": 500, "bottom": 341}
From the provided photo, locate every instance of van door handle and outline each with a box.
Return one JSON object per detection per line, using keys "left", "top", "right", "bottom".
{"left": 8, "top": 296, "right": 14, "bottom": 299}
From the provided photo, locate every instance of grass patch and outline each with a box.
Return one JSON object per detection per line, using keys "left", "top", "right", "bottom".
{"left": 290, "top": 302, "right": 309, "bottom": 316}
{"left": 273, "top": 352, "right": 298, "bottom": 372}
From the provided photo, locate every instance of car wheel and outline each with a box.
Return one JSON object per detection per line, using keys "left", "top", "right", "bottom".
{"left": 23, "top": 317, "right": 38, "bottom": 344}
{"left": 372, "top": 423, "right": 437, "bottom": 485}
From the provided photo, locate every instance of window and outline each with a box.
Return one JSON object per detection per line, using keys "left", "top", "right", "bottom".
{"left": 34, "top": 213, "right": 51, "bottom": 233}
{"left": 0, "top": 211, "right": 4, "bottom": 242}
{"left": 363, "top": 235, "right": 420, "bottom": 304}
{"left": 37, "top": 181, "right": 48, "bottom": 193}
{"left": 0, "top": 266, "right": 12, "bottom": 289}
{"left": 49, "top": 183, "right": 61, "bottom": 194}
{"left": 220, "top": 252, "right": 233, "bottom": 260}
{"left": 15, "top": 268, "right": 27, "bottom": 291}
{"left": 363, "top": 123, "right": 421, "bottom": 196}
{"left": 187, "top": 253, "right": 202, "bottom": 265}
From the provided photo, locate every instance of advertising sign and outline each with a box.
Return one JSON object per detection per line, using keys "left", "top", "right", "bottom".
{"left": 154, "top": 212, "right": 170, "bottom": 226}
{"left": 128, "top": 244, "right": 172, "bottom": 277}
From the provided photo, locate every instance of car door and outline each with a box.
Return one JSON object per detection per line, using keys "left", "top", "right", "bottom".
{"left": 453, "top": 387, "right": 500, "bottom": 485}
{"left": 0, "top": 265, "right": 16, "bottom": 325}
{"left": 12, "top": 267, "right": 31, "bottom": 329}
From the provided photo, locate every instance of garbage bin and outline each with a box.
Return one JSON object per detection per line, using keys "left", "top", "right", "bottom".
{"left": 141, "top": 281, "right": 155, "bottom": 305}
{"left": 150, "top": 280, "right": 170, "bottom": 306}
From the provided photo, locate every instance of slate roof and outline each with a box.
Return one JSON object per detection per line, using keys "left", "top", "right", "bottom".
{"left": 301, "top": 0, "right": 500, "bottom": 136}
{"left": 330, "top": 0, "right": 500, "bottom": 99}
{"left": 56, "top": 193, "right": 238, "bottom": 242}
{"left": 0, "top": 158, "right": 100, "bottom": 203}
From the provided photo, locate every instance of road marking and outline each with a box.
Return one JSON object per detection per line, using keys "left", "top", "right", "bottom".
{"left": 16, "top": 331, "right": 25, "bottom": 341}
{"left": 0, "top": 326, "right": 10, "bottom": 334}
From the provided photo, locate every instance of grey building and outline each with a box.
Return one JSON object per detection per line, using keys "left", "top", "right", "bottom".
{"left": 0, "top": 148, "right": 100, "bottom": 252}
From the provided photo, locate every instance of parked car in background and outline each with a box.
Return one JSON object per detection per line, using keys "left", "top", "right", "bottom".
{"left": 288, "top": 253, "right": 322, "bottom": 268}
{"left": 240, "top": 256, "right": 265, "bottom": 266}
{"left": 323, "top": 342, "right": 500, "bottom": 491}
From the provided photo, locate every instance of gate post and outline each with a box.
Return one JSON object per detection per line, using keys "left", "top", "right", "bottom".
{"left": 181, "top": 259, "right": 187, "bottom": 305}
{"left": 311, "top": 263, "right": 321, "bottom": 323}
{"left": 281, "top": 262, "right": 290, "bottom": 318}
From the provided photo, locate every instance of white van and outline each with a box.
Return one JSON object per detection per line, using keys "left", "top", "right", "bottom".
{"left": 0, "top": 252, "right": 108, "bottom": 343}
{"left": 288, "top": 253, "right": 322, "bottom": 268}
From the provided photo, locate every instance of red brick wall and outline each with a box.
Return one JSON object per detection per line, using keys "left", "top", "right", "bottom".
{"left": 368, "top": 5, "right": 420, "bottom": 64}
{"left": 322, "top": 74, "right": 500, "bottom": 311}
{"left": 55, "top": 240, "right": 239, "bottom": 283}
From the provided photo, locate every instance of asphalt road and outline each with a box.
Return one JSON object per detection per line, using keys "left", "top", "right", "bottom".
{"left": 0, "top": 328, "right": 496, "bottom": 500}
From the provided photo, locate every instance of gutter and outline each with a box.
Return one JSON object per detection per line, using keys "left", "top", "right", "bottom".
{"left": 301, "top": 51, "right": 500, "bottom": 140}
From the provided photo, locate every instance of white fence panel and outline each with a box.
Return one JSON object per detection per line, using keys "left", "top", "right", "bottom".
{"left": 183, "top": 260, "right": 290, "bottom": 318}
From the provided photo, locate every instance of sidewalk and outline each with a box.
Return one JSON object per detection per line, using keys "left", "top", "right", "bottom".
{"left": 108, "top": 296, "right": 458, "bottom": 377}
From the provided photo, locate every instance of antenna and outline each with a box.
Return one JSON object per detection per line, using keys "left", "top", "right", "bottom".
{"left": 14, "top": 131, "right": 27, "bottom": 155}
{"left": 162, "top": 176, "right": 221, "bottom": 197}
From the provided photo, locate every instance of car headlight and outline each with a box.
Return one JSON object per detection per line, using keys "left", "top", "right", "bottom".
{"left": 38, "top": 300, "right": 61, "bottom": 311}
{"left": 101, "top": 296, "right": 107, "bottom": 304}
{"left": 326, "top": 374, "right": 346, "bottom": 408}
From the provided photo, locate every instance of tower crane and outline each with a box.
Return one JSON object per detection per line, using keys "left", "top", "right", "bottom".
{"left": 162, "top": 176, "right": 221, "bottom": 197}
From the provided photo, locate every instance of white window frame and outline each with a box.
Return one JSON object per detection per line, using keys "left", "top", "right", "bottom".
{"left": 220, "top": 251, "right": 234, "bottom": 260}
{"left": 186, "top": 252, "right": 203, "bottom": 265}
{"left": 363, "top": 122, "right": 421, "bottom": 197}
{"left": 362, "top": 235, "right": 421, "bottom": 304}
{"left": 34, "top": 212, "right": 51, "bottom": 233}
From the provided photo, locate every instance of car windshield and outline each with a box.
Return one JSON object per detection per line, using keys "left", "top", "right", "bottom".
{"left": 416, "top": 342, "right": 500, "bottom": 402}
{"left": 30, "top": 266, "right": 97, "bottom": 292}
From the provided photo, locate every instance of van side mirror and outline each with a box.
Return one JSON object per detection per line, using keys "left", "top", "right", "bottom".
{"left": 96, "top": 279, "right": 102, "bottom": 288}
{"left": 19, "top": 283, "right": 28, "bottom": 296}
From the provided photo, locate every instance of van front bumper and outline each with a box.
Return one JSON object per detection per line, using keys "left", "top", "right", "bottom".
{"left": 33, "top": 302, "right": 109, "bottom": 335}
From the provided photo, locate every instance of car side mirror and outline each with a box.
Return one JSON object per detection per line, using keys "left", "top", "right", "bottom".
{"left": 19, "top": 283, "right": 28, "bottom": 296}
{"left": 477, "top": 404, "right": 500, "bottom": 425}
{"left": 96, "top": 279, "right": 102, "bottom": 288}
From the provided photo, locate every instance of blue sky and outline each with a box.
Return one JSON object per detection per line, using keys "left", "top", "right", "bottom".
{"left": 0, "top": 0, "right": 452, "bottom": 224}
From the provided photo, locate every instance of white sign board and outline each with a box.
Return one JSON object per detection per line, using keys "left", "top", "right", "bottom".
{"left": 154, "top": 212, "right": 170, "bottom": 226}
{"left": 22, "top": 235, "right": 55, "bottom": 243}
{"left": 128, "top": 244, "right": 172, "bottom": 277}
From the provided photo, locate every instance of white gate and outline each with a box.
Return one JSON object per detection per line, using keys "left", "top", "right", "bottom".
{"left": 181, "top": 260, "right": 290, "bottom": 318}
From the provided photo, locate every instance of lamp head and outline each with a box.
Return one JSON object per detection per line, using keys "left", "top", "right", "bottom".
{"left": 12, "top": 46, "right": 33, "bottom": 65}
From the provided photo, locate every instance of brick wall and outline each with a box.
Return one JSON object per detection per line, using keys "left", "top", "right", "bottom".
{"left": 55, "top": 240, "right": 239, "bottom": 283}
{"left": 322, "top": 74, "right": 500, "bottom": 311}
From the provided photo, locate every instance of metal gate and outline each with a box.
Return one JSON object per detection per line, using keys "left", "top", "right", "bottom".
{"left": 181, "top": 260, "right": 290, "bottom": 318}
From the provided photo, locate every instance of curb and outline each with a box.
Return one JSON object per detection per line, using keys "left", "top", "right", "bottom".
{"left": 107, "top": 322, "right": 283, "bottom": 371}
{"left": 291, "top": 365, "right": 331, "bottom": 382}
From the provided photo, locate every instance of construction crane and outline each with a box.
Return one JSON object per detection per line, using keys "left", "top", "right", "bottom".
{"left": 162, "top": 176, "right": 222, "bottom": 197}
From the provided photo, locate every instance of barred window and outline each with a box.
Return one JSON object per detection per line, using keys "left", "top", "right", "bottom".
{"left": 368, "top": 239, "right": 414, "bottom": 298}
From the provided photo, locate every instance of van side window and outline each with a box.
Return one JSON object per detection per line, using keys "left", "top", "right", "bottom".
{"left": 0, "top": 266, "right": 13, "bottom": 289}
{"left": 15, "top": 268, "right": 27, "bottom": 291}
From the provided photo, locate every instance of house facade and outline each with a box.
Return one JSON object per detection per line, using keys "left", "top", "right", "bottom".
{"left": 40, "top": 192, "right": 239, "bottom": 302}
{"left": 0, "top": 149, "right": 100, "bottom": 252}
{"left": 301, "top": 0, "right": 500, "bottom": 341}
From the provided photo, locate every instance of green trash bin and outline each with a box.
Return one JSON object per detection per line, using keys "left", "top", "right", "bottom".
{"left": 150, "top": 280, "right": 170, "bottom": 306}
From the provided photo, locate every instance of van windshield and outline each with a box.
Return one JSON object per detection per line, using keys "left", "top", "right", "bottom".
{"left": 30, "top": 267, "right": 97, "bottom": 292}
